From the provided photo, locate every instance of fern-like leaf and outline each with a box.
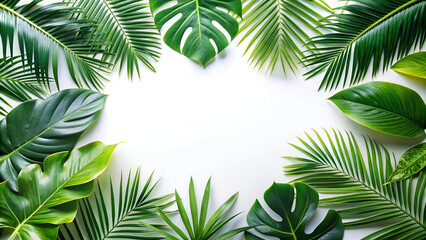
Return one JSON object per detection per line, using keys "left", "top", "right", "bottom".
{"left": 284, "top": 129, "right": 426, "bottom": 239}
{"left": 58, "top": 168, "right": 174, "bottom": 240}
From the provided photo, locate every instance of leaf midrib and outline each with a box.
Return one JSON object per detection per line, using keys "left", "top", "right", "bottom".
{"left": 0, "top": 3, "right": 84, "bottom": 68}
{"left": 331, "top": 98, "right": 425, "bottom": 131}
{"left": 328, "top": 0, "right": 421, "bottom": 67}
{"left": 318, "top": 161, "right": 425, "bottom": 230}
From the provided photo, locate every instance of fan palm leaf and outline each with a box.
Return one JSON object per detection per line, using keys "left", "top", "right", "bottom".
{"left": 238, "top": 0, "right": 331, "bottom": 75}
{"left": 0, "top": 55, "right": 45, "bottom": 115}
{"left": 58, "top": 168, "right": 174, "bottom": 240}
{"left": 304, "top": 0, "right": 426, "bottom": 91}
{"left": 71, "top": 0, "right": 161, "bottom": 78}
{"left": 0, "top": 0, "right": 110, "bottom": 90}
{"left": 284, "top": 129, "right": 426, "bottom": 239}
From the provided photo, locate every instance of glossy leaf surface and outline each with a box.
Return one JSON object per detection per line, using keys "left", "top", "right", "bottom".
{"left": 387, "top": 143, "right": 426, "bottom": 183}
{"left": 391, "top": 52, "right": 426, "bottom": 79}
{"left": 149, "top": 0, "right": 242, "bottom": 66}
{"left": 329, "top": 82, "right": 426, "bottom": 138}
{"left": 0, "top": 142, "right": 116, "bottom": 240}
{"left": 0, "top": 89, "right": 106, "bottom": 191}
{"left": 246, "top": 182, "right": 343, "bottom": 240}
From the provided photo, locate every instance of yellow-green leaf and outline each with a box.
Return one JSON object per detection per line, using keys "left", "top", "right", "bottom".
{"left": 391, "top": 52, "right": 426, "bottom": 79}
{"left": 387, "top": 143, "right": 426, "bottom": 184}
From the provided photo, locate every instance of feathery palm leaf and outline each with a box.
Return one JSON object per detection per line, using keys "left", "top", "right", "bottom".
{"left": 238, "top": 0, "right": 331, "bottom": 75}
{"left": 71, "top": 0, "right": 161, "bottom": 78}
{"left": 0, "top": 56, "right": 45, "bottom": 115}
{"left": 58, "top": 168, "right": 174, "bottom": 240}
{"left": 0, "top": 0, "right": 110, "bottom": 90}
{"left": 304, "top": 0, "right": 426, "bottom": 91}
{"left": 284, "top": 129, "right": 426, "bottom": 239}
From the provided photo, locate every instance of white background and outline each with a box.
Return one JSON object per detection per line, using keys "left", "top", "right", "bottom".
{"left": 52, "top": 0, "right": 426, "bottom": 238}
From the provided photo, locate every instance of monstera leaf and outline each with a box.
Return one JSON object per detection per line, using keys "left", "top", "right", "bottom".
{"left": 246, "top": 182, "right": 343, "bottom": 240}
{"left": 0, "top": 142, "right": 117, "bottom": 240}
{"left": 0, "top": 89, "right": 106, "bottom": 191}
{"left": 149, "top": 0, "right": 242, "bottom": 66}
{"left": 329, "top": 82, "right": 426, "bottom": 138}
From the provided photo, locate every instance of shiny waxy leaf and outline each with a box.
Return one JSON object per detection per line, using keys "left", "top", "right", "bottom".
{"left": 391, "top": 52, "right": 426, "bottom": 79}
{"left": 149, "top": 0, "right": 242, "bottom": 66}
{"left": 387, "top": 143, "right": 426, "bottom": 184}
{"left": 329, "top": 82, "right": 426, "bottom": 138}
{"left": 246, "top": 182, "right": 343, "bottom": 240}
{"left": 0, "top": 142, "right": 117, "bottom": 240}
{"left": 0, "top": 89, "right": 107, "bottom": 191}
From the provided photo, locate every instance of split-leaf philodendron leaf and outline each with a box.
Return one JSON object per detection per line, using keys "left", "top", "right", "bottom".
{"left": 0, "top": 89, "right": 107, "bottom": 191}
{"left": 149, "top": 0, "right": 242, "bottom": 66}
{"left": 387, "top": 143, "right": 426, "bottom": 184}
{"left": 246, "top": 182, "right": 343, "bottom": 240}
{"left": 329, "top": 82, "right": 426, "bottom": 138}
{"left": 391, "top": 52, "right": 426, "bottom": 79}
{"left": 0, "top": 142, "right": 117, "bottom": 240}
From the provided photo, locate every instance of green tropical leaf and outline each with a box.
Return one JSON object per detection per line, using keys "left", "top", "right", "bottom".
{"left": 246, "top": 182, "right": 343, "bottom": 240}
{"left": 391, "top": 52, "right": 426, "bottom": 79}
{"left": 387, "top": 143, "right": 426, "bottom": 184}
{"left": 0, "top": 0, "right": 110, "bottom": 90}
{"left": 149, "top": 0, "right": 242, "bottom": 66}
{"left": 304, "top": 0, "right": 426, "bottom": 90}
{"left": 143, "top": 177, "right": 249, "bottom": 239}
{"left": 238, "top": 0, "right": 331, "bottom": 75}
{"left": 0, "top": 141, "right": 117, "bottom": 240}
{"left": 329, "top": 82, "right": 426, "bottom": 138}
{"left": 0, "top": 89, "right": 107, "bottom": 191}
{"left": 284, "top": 129, "right": 426, "bottom": 239}
{"left": 0, "top": 56, "right": 46, "bottom": 116}
{"left": 58, "top": 168, "right": 174, "bottom": 240}
{"left": 71, "top": 0, "right": 161, "bottom": 78}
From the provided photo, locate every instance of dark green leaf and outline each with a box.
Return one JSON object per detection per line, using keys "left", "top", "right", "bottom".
{"left": 0, "top": 89, "right": 107, "bottom": 191}
{"left": 391, "top": 52, "right": 426, "bottom": 79}
{"left": 387, "top": 143, "right": 426, "bottom": 184}
{"left": 329, "top": 82, "right": 426, "bottom": 138}
{"left": 0, "top": 142, "right": 116, "bottom": 240}
{"left": 246, "top": 182, "right": 343, "bottom": 240}
{"left": 149, "top": 0, "right": 242, "bottom": 66}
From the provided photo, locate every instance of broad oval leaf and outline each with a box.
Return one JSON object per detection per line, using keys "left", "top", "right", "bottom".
{"left": 246, "top": 182, "right": 343, "bottom": 240}
{"left": 391, "top": 52, "right": 426, "bottom": 79}
{"left": 329, "top": 82, "right": 426, "bottom": 138}
{"left": 387, "top": 143, "right": 426, "bottom": 184}
{"left": 149, "top": 0, "right": 242, "bottom": 66}
{"left": 0, "top": 142, "right": 117, "bottom": 240}
{"left": 0, "top": 89, "right": 107, "bottom": 191}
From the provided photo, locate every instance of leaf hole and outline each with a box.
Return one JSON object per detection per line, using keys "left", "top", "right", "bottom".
{"left": 212, "top": 20, "right": 232, "bottom": 44}
{"left": 160, "top": 13, "right": 182, "bottom": 36}
{"left": 181, "top": 27, "right": 193, "bottom": 53}
{"left": 152, "top": 1, "right": 178, "bottom": 16}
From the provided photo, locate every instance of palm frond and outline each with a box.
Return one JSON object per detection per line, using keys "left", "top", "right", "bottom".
{"left": 58, "top": 168, "right": 174, "bottom": 240}
{"left": 238, "top": 0, "right": 331, "bottom": 75}
{"left": 71, "top": 0, "right": 161, "bottom": 79}
{"left": 284, "top": 129, "right": 426, "bottom": 239}
{"left": 0, "top": 55, "right": 46, "bottom": 115}
{"left": 304, "top": 0, "right": 426, "bottom": 91}
{"left": 0, "top": 0, "right": 110, "bottom": 90}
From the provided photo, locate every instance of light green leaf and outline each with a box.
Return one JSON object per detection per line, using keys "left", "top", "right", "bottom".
{"left": 329, "top": 81, "right": 426, "bottom": 138}
{"left": 0, "top": 89, "right": 107, "bottom": 192}
{"left": 246, "top": 182, "right": 343, "bottom": 240}
{"left": 387, "top": 143, "right": 426, "bottom": 184}
{"left": 391, "top": 52, "right": 426, "bottom": 79}
{"left": 149, "top": 0, "right": 242, "bottom": 66}
{"left": 0, "top": 142, "right": 117, "bottom": 240}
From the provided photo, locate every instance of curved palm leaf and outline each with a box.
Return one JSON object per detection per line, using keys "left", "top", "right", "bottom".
{"left": 149, "top": 0, "right": 242, "bottom": 67}
{"left": 304, "top": 0, "right": 426, "bottom": 91}
{"left": 58, "top": 168, "right": 174, "bottom": 240}
{"left": 0, "top": 56, "right": 46, "bottom": 116}
{"left": 71, "top": 0, "right": 161, "bottom": 78}
{"left": 284, "top": 129, "right": 426, "bottom": 239}
{"left": 0, "top": 0, "right": 109, "bottom": 90}
{"left": 238, "top": 0, "right": 331, "bottom": 75}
